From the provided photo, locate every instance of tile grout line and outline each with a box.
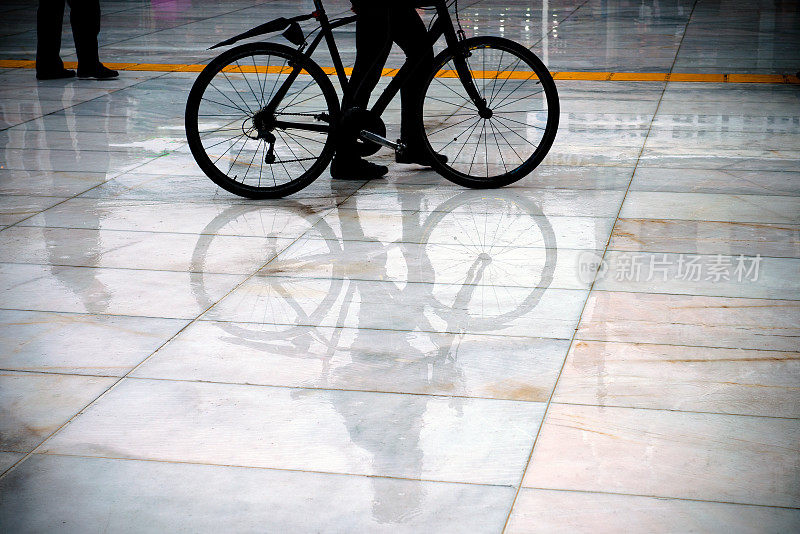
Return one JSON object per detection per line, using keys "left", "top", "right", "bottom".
{"left": 500, "top": 0, "right": 703, "bottom": 529}
{"left": 2, "top": 368, "right": 796, "bottom": 421}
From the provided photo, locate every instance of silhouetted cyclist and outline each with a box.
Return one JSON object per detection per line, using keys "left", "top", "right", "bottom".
{"left": 331, "top": 1, "right": 441, "bottom": 180}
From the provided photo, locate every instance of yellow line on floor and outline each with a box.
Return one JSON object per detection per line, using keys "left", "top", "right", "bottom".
{"left": 3, "top": 59, "right": 799, "bottom": 84}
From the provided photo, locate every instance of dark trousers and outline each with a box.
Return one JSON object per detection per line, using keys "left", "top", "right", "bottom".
{"left": 342, "top": 3, "right": 433, "bottom": 154}
{"left": 36, "top": 0, "right": 101, "bottom": 73}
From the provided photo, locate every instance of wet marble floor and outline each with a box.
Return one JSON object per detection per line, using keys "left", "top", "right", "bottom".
{"left": 0, "top": 0, "right": 799, "bottom": 532}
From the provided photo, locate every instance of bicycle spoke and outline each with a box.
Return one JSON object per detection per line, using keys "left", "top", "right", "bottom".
{"left": 241, "top": 137, "right": 262, "bottom": 183}
{"left": 492, "top": 115, "right": 539, "bottom": 148}
{"left": 493, "top": 114, "right": 546, "bottom": 132}
{"left": 428, "top": 114, "right": 480, "bottom": 137}
{"left": 227, "top": 133, "right": 251, "bottom": 176}
{"left": 203, "top": 130, "right": 250, "bottom": 151}
{"left": 221, "top": 69, "right": 254, "bottom": 116}
{"left": 490, "top": 119, "right": 525, "bottom": 164}
{"left": 467, "top": 120, "right": 486, "bottom": 176}
{"left": 275, "top": 129, "right": 307, "bottom": 173}
{"left": 236, "top": 60, "right": 261, "bottom": 111}
{"left": 433, "top": 116, "right": 481, "bottom": 155}
{"left": 491, "top": 85, "right": 544, "bottom": 111}
{"left": 265, "top": 57, "right": 288, "bottom": 106}
{"left": 281, "top": 129, "right": 319, "bottom": 159}
{"left": 450, "top": 117, "right": 484, "bottom": 165}
{"left": 251, "top": 55, "right": 264, "bottom": 106}
{"left": 200, "top": 95, "right": 247, "bottom": 113}
{"left": 489, "top": 55, "right": 524, "bottom": 106}
{"left": 433, "top": 73, "right": 474, "bottom": 104}
{"left": 209, "top": 81, "right": 250, "bottom": 115}
{"left": 487, "top": 49, "right": 504, "bottom": 103}
{"left": 488, "top": 120, "right": 509, "bottom": 174}
{"left": 211, "top": 131, "right": 248, "bottom": 165}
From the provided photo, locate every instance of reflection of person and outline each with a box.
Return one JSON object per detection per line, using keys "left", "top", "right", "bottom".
{"left": 35, "top": 84, "right": 114, "bottom": 313}
{"left": 331, "top": 1, "right": 440, "bottom": 180}
{"left": 36, "top": 0, "right": 118, "bottom": 80}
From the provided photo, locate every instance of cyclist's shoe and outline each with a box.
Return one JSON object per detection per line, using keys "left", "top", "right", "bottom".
{"left": 330, "top": 156, "right": 388, "bottom": 180}
{"left": 396, "top": 147, "right": 448, "bottom": 167}
{"left": 78, "top": 63, "right": 119, "bottom": 79}
{"left": 36, "top": 68, "right": 75, "bottom": 80}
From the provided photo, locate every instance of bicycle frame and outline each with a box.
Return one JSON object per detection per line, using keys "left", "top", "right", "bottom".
{"left": 257, "top": 0, "right": 487, "bottom": 136}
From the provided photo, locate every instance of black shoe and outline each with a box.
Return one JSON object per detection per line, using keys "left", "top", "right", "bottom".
{"left": 77, "top": 63, "right": 119, "bottom": 79}
{"left": 36, "top": 68, "right": 76, "bottom": 80}
{"left": 396, "top": 148, "right": 448, "bottom": 167}
{"left": 330, "top": 157, "right": 388, "bottom": 180}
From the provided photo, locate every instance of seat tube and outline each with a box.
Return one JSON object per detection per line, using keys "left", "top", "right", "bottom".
{"left": 314, "top": 0, "right": 349, "bottom": 90}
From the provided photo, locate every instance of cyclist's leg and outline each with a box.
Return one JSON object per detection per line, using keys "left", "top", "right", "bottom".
{"left": 390, "top": 5, "right": 433, "bottom": 154}
{"left": 332, "top": 3, "right": 392, "bottom": 179}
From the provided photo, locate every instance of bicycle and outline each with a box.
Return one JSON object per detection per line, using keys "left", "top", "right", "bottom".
{"left": 185, "top": 0, "right": 559, "bottom": 199}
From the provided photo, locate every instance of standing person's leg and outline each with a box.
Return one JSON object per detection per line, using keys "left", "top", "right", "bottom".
{"left": 36, "top": 0, "right": 74, "bottom": 79}
{"left": 68, "top": 0, "right": 117, "bottom": 78}
{"left": 331, "top": 2, "right": 392, "bottom": 179}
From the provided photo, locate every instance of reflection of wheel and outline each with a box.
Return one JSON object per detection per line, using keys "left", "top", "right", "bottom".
{"left": 420, "top": 36, "right": 559, "bottom": 189}
{"left": 185, "top": 43, "right": 339, "bottom": 199}
{"left": 419, "top": 190, "right": 556, "bottom": 331}
{"left": 190, "top": 204, "right": 344, "bottom": 346}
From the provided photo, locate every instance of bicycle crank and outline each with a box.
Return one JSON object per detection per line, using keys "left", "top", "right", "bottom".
{"left": 359, "top": 130, "right": 406, "bottom": 154}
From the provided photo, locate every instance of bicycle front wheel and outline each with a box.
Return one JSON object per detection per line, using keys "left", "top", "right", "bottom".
{"left": 185, "top": 43, "right": 339, "bottom": 199}
{"left": 420, "top": 36, "right": 559, "bottom": 188}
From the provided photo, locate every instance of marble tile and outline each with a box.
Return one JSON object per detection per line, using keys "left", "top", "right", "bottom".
{"left": 0, "top": 195, "right": 67, "bottom": 226}
{"left": 134, "top": 320, "right": 569, "bottom": 401}
{"left": 0, "top": 451, "right": 23, "bottom": 473}
{"left": 318, "top": 207, "right": 616, "bottom": 251}
{"left": 619, "top": 192, "right": 800, "bottom": 224}
{"left": 506, "top": 488, "right": 800, "bottom": 534}
{"left": 636, "top": 150, "right": 800, "bottom": 171}
{"left": 553, "top": 340, "right": 800, "bottom": 417}
{"left": 0, "top": 371, "right": 115, "bottom": 452}
{"left": 629, "top": 168, "right": 800, "bottom": 196}
{"left": 522, "top": 404, "right": 800, "bottom": 507}
{"left": 593, "top": 251, "right": 800, "bottom": 300}
{"left": 78, "top": 171, "right": 361, "bottom": 202}
{"left": 0, "top": 263, "right": 242, "bottom": 319}
{"left": 2, "top": 147, "right": 156, "bottom": 175}
{"left": 0, "top": 309, "right": 186, "bottom": 376}
{"left": 0, "top": 170, "right": 109, "bottom": 197}
{"left": 576, "top": 291, "right": 799, "bottom": 351}
{"left": 43, "top": 378, "right": 545, "bottom": 485}
{"left": 337, "top": 188, "right": 625, "bottom": 218}
{"left": 203, "top": 275, "right": 588, "bottom": 339}
{"left": 19, "top": 197, "right": 331, "bottom": 236}
{"left": 0, "top": 454, "right": 515, "bottom": 533}
{"left": 609, "top": 219, "right": 800, "bottom": 258}
{"left": 259, "top": 237, "right": 592, "bottom": 290}
{"left": 0, "top": 226, "right": 295, "bottom": 275}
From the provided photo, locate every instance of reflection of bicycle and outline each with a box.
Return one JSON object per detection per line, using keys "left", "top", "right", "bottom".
{"left": 190, "top": 189, "right": 556, "bottom": 361}
{"left": 185, "top": 0, "right": 559, "bottom": 198}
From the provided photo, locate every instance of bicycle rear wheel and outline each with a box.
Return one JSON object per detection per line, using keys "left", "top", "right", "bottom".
{"left": 420, "top": 36, "right": 559, "bottom": 188}
{"left": 185, "top": 43, "right": 339, "bottom": 199}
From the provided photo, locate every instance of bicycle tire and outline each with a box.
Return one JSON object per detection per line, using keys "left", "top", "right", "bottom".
{"left": 186, "top": 43, "right": 339, "bottom": 199}
{"left": 419, "top": 36, "right": 559, "bottom": 189}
